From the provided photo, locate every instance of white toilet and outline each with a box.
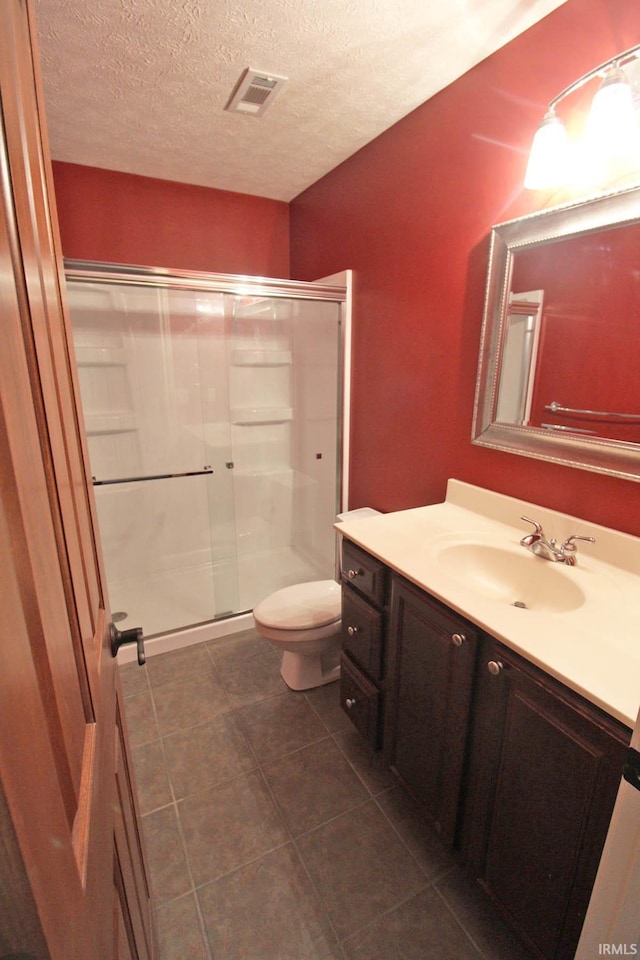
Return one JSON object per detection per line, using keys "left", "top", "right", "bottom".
{"left": 252, "top": 508, "right": 381, "bottom": 690}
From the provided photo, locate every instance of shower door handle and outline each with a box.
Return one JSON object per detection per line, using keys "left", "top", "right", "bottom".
{"left": 110, "top": 623, "right": 146, "bottom": 666}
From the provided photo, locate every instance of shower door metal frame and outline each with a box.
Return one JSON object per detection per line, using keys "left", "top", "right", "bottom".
{"left": 64, "top": 261, "right": 348, "bottom": 302}
{"left": 65, "top": 260, "right": 351, "bottom": 638}
{"left": 64, "top": 259, "right": 350, "bottom": 514}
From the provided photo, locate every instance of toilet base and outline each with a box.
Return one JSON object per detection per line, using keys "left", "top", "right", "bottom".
{"left": 279, "top": 649, "right": 341, "bottom": 691}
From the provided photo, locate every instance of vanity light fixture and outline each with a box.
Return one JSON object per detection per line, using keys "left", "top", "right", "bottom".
{"left": 524, "top": 43, "right": 640, "bottom": 190}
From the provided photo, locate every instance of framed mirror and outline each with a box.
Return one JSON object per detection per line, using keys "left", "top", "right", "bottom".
{"left": 472, "top": 183, "right": 640, "bottom": 481}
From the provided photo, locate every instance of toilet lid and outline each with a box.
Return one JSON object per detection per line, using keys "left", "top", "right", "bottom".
{"left": 253, "top": 580, "right": 341, "bottom": 630}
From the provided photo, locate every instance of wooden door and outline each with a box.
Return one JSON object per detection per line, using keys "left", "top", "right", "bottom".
{"left": 0, "top": 2, "right": 155, "bottom": 958}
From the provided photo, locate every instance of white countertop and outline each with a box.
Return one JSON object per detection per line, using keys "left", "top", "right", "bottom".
{"left": 336, "top": 479, "right": 640, "bottom": 728}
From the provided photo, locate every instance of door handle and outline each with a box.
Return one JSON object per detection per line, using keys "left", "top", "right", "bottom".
{"left": 110, "top": 623, "right": 145, "bottom": 665}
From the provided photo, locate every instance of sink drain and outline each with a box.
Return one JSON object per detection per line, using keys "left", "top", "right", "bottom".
{"left": 513, "top": 600, "right": 528, "bottom": 609}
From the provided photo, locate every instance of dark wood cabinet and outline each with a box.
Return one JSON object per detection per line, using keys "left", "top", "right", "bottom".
{"left": 339, "top": 540, "right": 388, "bottom": 748}
{"left": 384, "top": 575, "right": 478, "bottom": 845}
{"left": 342, "top": 587, "right": 384, "bottom": 682}
{"left": 342, "top": 539, "right": 387, "bottom": 608}
{"left": 339, "top": 538, "right": 632, "bottom": 960}
{"left": 339, "top": 653, "right": 381, "bottom": 748}
{"left": 462, "top": 636, "right": 630, "bottom": 960}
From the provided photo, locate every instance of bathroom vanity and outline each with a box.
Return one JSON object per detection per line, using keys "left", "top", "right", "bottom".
{"left": 337, "top": 481, "right": 639, "bottom": 960}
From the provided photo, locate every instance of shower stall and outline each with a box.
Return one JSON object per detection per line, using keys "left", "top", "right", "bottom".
{"left": 65, "top": 262, "right": 349, "bottom": 647}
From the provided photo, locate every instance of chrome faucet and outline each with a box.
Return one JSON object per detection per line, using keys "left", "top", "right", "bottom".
{"left": 520, "top": 516, "right": 595, "bottom": 566}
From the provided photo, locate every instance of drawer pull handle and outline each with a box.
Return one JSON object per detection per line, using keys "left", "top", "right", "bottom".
{"left": 487, "top": 660, "right": 504, "bottom": 676}
{"left": 451, "top": 633, "right": 465, "bottom": 647}
{"left": 347, "top": 568, "right": 364, "bottom": 580}
{"left": 345, "top": 698, "right": 357, "bottom": 709}
{"left": 347, "top": 625, "right": 358, "bottom": 636}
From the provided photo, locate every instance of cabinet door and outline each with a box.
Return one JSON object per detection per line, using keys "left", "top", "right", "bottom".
{"left": 384, "top": 576, "right": 477, "bottom": 845}
{"left": 465, "top": 639, "right": 630, "bottom": 960}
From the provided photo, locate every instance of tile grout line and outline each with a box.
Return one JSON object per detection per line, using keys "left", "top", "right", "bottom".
{"left": 132, "top": 652, "right": 366, "bottom": 954}
{"left": 430, "top": 883, "right": 495, "bottom": 960}
{"left": 334, "top": 879, "right": 435, "bottom": 954}
{"left": 369, "top": 788, "right": 456, "bottom": 887}
{"left": 145, "top": 662, "right": 217, "bottom": 960}
{"left": 249, "top": 739, "right": 382, "bottom": 954}
{"left": 124, "top": 638, "right": 520, "bottom": 960}
{"left": 140, "top": 639, "right": 297, "bottom": 960}
{"left": 328, "top": 722, "right": 462, "bottom": 889}
{"left": 329, "top": 730, "right": 396, "bottom": 800}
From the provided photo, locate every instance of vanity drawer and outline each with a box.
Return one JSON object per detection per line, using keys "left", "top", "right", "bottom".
{"left": 340, "top": 654, "right": 381, "bottom": 750}
{"left": 341, "top": 540, "right": 387, "bottom": 607}
{"left": 342, "top": 588, "right": 383, "bottom": 681}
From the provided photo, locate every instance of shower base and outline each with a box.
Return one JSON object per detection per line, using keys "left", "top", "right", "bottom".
{"left": 113, "top": 545, "right": 329, "bottom": 662}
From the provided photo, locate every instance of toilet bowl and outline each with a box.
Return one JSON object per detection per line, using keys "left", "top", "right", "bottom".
{"left": 252, "top": 508, "right": 380, "bottom": 691}
{"left": 253, "top": 579, "right": 342, "bottom": 690}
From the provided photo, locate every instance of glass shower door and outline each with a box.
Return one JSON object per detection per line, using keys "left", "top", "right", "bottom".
{"left": 67, "top": 279, "right": 237, "bottom": 637}
{"left": 226, "top": 293, "right": 342, "bottom": 611}
{"left": 66, "top": 263, "right": 346, "bottom": 641}
{"left": 190, "top": 289, "right": 240, "bottom": 618}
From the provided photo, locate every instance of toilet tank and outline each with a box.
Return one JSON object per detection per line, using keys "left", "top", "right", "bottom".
{"left": 336, "top": 508, "right": 381, "bottom": 524}
{"left": 334, "top": 507, "right": 381, "bottom": 579}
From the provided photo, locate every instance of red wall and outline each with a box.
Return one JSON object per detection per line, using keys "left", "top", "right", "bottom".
{"left": 52, "top": 162, "right": 290, "bottom": 278}
{"left": 289, "top": 0, "right": 640, "bottom": 536}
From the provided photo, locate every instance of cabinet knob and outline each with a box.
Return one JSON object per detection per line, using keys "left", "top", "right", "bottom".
{"left": 345, "top": 697, "right": 356, "bottom": 709}
{"left": 487, "top": 660, "right": 504, "bottom": 676}
{"left": 347, "top": 568, "right": 363, "bottom": 580}
{"left": 451, "top": 633, "right": 465, "bottom": 647}
{"left": 347, "top": 625, "right": 358, "bottom": 636}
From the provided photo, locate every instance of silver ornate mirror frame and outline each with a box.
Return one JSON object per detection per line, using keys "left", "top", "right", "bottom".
{"left": 472, "top": 183, "right": 640, "bottom": 482}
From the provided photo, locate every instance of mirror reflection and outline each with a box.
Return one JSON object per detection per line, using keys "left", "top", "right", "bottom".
{"left": 503, "top": 222, "right": 640, "bottom": 443}
{"left": 472, "top": 184, "right": 640, "bottom": 481}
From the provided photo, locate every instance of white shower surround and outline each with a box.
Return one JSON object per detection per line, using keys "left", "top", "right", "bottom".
{"left": 68, "top": 268, "right": 350, "bottom": 658}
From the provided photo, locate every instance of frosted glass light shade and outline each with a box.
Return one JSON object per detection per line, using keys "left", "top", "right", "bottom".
{"left": 580, "top": 67, "right": 640, "bottom": 183}
{"left": 584, "top": 68, "right": 639, "bottom": 157}
{"left": 524, "top": 110, "right": 569, "bottom": 190}
{"left": 585, "top": 67, "right": 636, "bottom": 146}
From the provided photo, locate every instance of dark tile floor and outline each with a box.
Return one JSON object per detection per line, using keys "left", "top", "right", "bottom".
{"left": 120, "top": 629, "right": 534, "bottom": 960}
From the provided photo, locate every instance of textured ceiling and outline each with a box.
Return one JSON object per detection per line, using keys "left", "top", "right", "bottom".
{"left": 34, "top": 0, "right": 567, "bottom": 202}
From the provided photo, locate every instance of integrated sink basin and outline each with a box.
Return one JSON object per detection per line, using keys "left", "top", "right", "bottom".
{"left": 436, "top": 542, "right": 586, "bottom": 613}
{"left": 335, "top": 479, "right": 640, "bottom": 725}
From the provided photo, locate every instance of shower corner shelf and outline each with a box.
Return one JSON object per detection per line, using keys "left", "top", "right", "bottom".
{"left": 231, "top": 406, "right": 293, "bottom": 425}
{"left": 232, "top": 465, "right": 293, "bottom": 478}
{"left": 85, "top": 412, "right": 137, "bottom": 435}
{"left": 75, "top": 346, "right": 127, "bottom": 366}
{"left": 231, "top": 349, "right": 292, "bottom": 367}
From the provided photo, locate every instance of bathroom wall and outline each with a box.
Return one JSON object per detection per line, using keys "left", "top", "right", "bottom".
{"left": 50, "top": 0, "right": 640, "bottom": 537}
{"left": 289, "top": 0, "right": 640, "bottom": 537}
{"left": 52, "top": 161, "right": 290, "bottom": 278}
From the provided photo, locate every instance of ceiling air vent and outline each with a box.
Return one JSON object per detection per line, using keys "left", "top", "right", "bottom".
{"left": 225, "top": 68, "right": 288, "bottom": 118}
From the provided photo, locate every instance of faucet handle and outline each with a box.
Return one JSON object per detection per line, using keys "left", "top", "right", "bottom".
{"left": 559, "top": 534, "right": 596, "bottom": 557}
{"left": 558, "top": 534, "right": 596, "bottom": 565}
{"left": 520, "top": 515, "right": 544, "bottom": 546}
